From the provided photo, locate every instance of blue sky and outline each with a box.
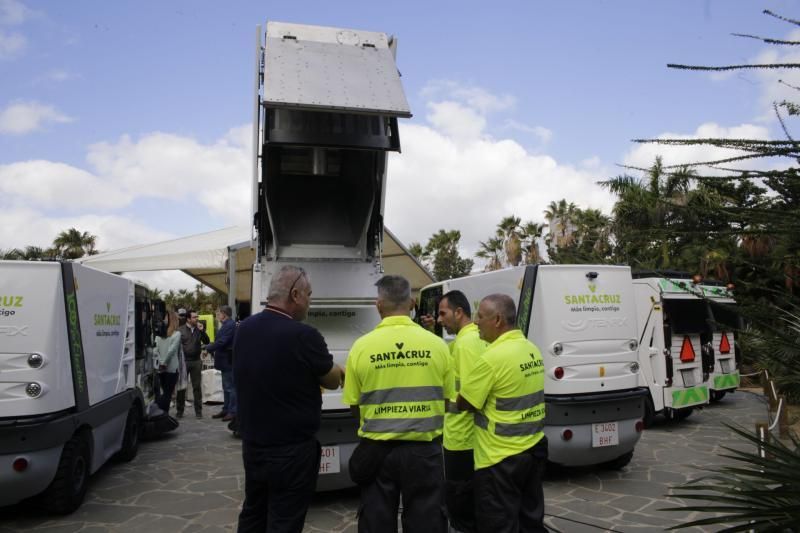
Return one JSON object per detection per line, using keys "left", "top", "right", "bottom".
{"left": 1, "top": 0, "right": 797, "bottom": 288}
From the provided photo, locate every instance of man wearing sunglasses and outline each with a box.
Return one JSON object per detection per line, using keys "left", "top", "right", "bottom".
{"left": 234, "top": 265, "right": 344, "bottom": 532}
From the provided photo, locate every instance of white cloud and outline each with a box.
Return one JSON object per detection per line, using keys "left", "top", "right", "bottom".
{"left": 0, "top": 0, "right": 33, "bottom": 25}
{"left": 0, "top": 101, "right": 72, "bottom": 134}
{"left": 386, "top": 98, "right": 614, "bottom": 262}
{"left": 1, "top": 126, "right": 253, "bottom": 235}
{"left": 0, "top": 160, "right": 130, "bottom": 210}
{"left": 0, "top": 206, "right": 173, "bottom": 251}
{"left": 85, "top": 127, "right": 252, "bottom": 221}
{"left": 421, "top": 81, "right": 515, "bottom": 114}
{"left": 0, "top": 28, "right": 24, "bottom": 58}
{"left": 43, "top": 68, "right": 75, "bottom": 82}
{"left": 622, "top": 122, "right": 771, "bottom": 172}
{"left": 503, "top": 119, "right": 553, "bottom": 144}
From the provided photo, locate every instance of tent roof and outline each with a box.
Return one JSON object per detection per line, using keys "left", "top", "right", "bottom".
{"left": 80, "top": 226, "right": 434, "bottom": 301}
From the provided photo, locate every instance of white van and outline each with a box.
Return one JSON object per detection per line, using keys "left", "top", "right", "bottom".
{"left": 0, "top": 261, "right": 170, "bottom": 513}
{"left": 419, "top": 265, "right": 648, "bottom": 469}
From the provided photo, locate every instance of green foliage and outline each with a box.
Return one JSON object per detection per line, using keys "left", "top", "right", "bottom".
{"left": 418, "top": 229, "right": 473, "bottom": 281}
{"left": 160, "top": 284, "right": 225, "bottom": 315}
{"left": 52, "top": 228, "right": 98, "bottom": 259}
{"left": 664, "top": 424, "right": 800, "bottom": 531}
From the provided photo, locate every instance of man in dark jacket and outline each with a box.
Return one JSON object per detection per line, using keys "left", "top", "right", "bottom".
{"left": 176, "top": 310, "right": 210, "bottom": 418}
{"left": 204, "top": 305, "right": 237, "bottom": 421}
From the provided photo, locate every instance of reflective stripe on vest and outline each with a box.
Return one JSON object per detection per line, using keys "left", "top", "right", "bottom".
{"left": 362, "top": 415, "right": 444, "bottom": 433}
{"left": 474, "top": 412, "right": 544, "bottom": 437}
{"left": 446, "top": 402, "right": 460, "bottom": 414}
{"left": 359, "top": 385, "right": 444, "bottom": 405}
{"left": 495, "top": 390, "right": 545, "bottom": 411}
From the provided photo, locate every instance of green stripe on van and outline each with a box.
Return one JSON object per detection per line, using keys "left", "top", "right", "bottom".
{"left": 672, "top": 386, "right": 709, "bottom": 408}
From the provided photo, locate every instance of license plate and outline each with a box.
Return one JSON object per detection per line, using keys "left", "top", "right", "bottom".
{"left": 592, "top": 422, "right": 619, "bottom": 447}
{"left": 721, "top": 359, "right": 731, "bottom": 374}
{"left": 319, "top": 446, "right": 340, "bottom": 474}
{"left": 681, "top": 369, "right": 696, "bottom": 387}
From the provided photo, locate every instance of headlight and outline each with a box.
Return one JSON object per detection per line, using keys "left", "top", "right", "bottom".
{"left": 552, "top": 342, "right": 563, "bottom": 356}
{"left": 27, "top": 353, "right": 43, "bottom": 369}
{"left": 25, "top": 382, "right": 42, "bottom": 398}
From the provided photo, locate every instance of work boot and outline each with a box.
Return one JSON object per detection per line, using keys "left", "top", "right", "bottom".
{"left": 176, "top": 411, "right": 184, "bottom": 419}
{"left": 195, "top": 412, "right": 203, "bottom": 419}
{"left": 222, "top": 413, "right": 235, "bottom": 422}
{"left": 212, "top": 411, "right": 227, "bottom": 419}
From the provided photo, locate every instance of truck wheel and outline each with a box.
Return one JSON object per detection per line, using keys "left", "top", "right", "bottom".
{"left": 114, "top": 404, "right": 142, "bottom": 462}
{"left": 603, "top": 451, "right": 634, "bottom": 470}
{"left": 673, "top": 407, "right": 694, "bottom": 421}
{"left": 41, "top": 433, "right": 91, "bottom": 514}
{"left": 711, "top": 390, "right": 726, "bottom": 402}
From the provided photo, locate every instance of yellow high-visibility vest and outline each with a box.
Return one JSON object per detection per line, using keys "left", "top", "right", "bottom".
{"left": 460, "top": 329, "right": 545, "bottom": 469}
{"left": 343, "top": 316, "right": 453, "bottom": 441}
{"left": 443, "top": 323, "right": 487, "bottom": 451}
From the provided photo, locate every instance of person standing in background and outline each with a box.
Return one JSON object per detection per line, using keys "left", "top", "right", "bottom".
{"left": 204, "top": 305, "right": 237, "bottom": 422}
{"left": 155, "top": 309, "right": 182, "bottom": 414}
{"left": 177, "top": 310, "right": 210, "bottom": 418}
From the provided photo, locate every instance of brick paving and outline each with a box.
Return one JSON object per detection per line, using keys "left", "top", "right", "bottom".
{"left": 0, "top": 391, "right": 769, "bottom": 532}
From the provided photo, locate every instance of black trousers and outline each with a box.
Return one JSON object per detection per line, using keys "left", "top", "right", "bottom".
{"left": 358, "top": 440, "right": 447, "bottom": 533}
{"left": 237, "top": 438, "right": 321, "bottom": 533}
{"left": 443, "top": 448, "right": 475, "bottom": 532}
{"left": 156, "top": 371, "right": 178, "bottom": 412}
{"left": 474, "top": 438, "right": 548, "bottom": 533}
{"left": 176, "top": 359, "right": 203, "bottom": 414}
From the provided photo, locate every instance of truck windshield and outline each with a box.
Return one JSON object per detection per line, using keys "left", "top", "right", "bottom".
{"left": 663, "top": 299, "right": 708, "bottom": 334}
{"left": 708, "top": 302, "right": 741, "bottom": 331}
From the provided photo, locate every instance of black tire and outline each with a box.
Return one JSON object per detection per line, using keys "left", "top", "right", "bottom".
{"left": 41, "top": 433, "right": 91, "bottom": 514}
{"left": 674, "top": 407, "right": 694, "bottom": 421}
{"left": 643, "top": 395, "right": 656, "bottom": 428}
{"left": 603, "top": 450, "right": 634, "bottom": 470}
{"left": 710, "top": 390, "right": 727, "bottom": 402}
{"left": 114, "top": 404, "right": 142, "bottom": 462}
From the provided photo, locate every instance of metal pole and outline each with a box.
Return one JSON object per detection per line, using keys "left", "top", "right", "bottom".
{"left": 228, "top": 246, "right": 237, "bottom": 321}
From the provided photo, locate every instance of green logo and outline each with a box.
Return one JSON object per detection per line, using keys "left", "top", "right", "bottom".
{"left": 94, "top": 302, "right": 121, "bottom": 326}
{"left": 1, "top": 296, "right": 24, "bottom": 307}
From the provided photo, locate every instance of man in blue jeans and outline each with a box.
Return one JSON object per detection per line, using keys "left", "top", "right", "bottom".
{"left": 204, "top": 305, "right": 237, "bottom": 422}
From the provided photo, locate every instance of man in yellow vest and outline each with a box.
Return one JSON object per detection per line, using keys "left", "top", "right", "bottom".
{"left": 343, "top": 275, "right": 452, "bottom": 532}
{"left": 437, "top": 290, "right": 487, "bottom": 532}
{"left": 458, "top": 294, "right": 547, "bottom": 533}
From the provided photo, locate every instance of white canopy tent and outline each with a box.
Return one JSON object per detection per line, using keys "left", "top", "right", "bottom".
{"left": 80, "top": 226, "right": 434, "bottom": 304}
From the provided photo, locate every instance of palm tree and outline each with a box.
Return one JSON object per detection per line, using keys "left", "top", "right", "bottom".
{"left": 1, "top": 248, "right": 22, "bottom": 259}
{"left": 52, "top": 228, "right": 98, "bottom": 259}
{"left": 476, "top": 237, "right": 504, "bottom": 272}
{"left": 521, "top": 221, "right": 545, "bottom": 264}
{"left": 543, "top": 199, "right": 578, "bottom": 251}
{"left": 497, "top": 215, "right": 523, "bottom": 266}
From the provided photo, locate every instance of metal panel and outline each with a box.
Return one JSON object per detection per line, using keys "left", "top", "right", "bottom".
{"left": 263, "top": 22, "right": 411, "bottom": 117}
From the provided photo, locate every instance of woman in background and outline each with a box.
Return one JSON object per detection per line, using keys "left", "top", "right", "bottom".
{"left": 155, "top": 309, "right": 182, "bottom": 414}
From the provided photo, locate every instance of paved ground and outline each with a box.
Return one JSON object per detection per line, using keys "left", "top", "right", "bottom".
{"left": 0, "top": 391, "right": 770, "bottom": 532}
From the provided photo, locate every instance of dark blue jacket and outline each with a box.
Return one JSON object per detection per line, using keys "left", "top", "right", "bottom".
{"left": 206, "top": 318, "right": 235, "bottom": 372}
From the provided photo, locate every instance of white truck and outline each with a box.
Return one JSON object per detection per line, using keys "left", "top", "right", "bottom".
{"left": 418, "top": 265, "right": 648, "bottom": 469}
{"left": 633, "top": 274, "right": 712, "bottom": 426}
{"left": 701, "top": 283, "right": 741, "bottom": 402}
{"left": 249, "top": 22, "right": 412, "bottom": 489}
{"left": 0, "top": 260, "right": 173, "bottom": 513}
